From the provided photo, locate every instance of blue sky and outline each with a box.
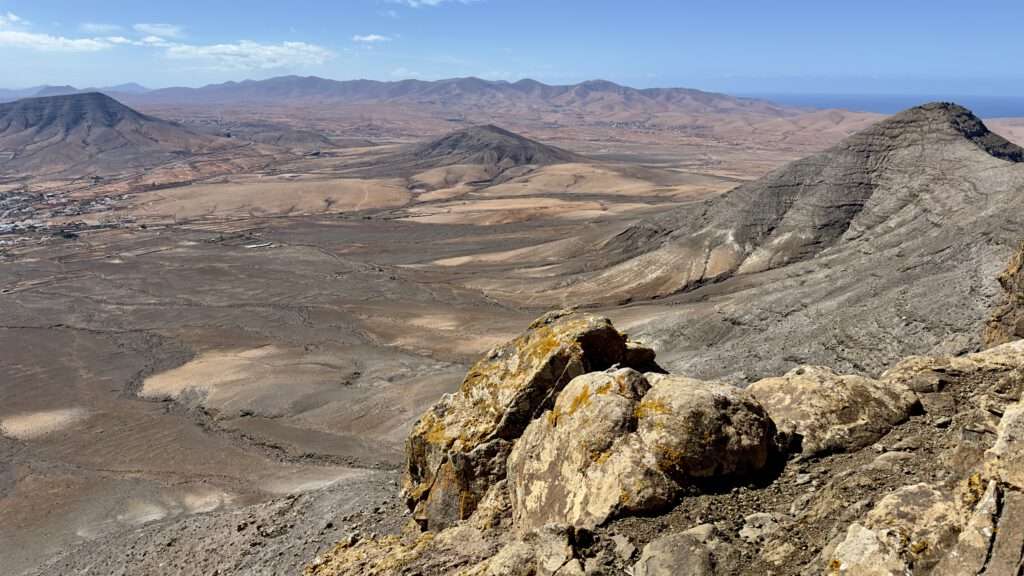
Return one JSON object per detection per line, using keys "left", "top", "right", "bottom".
{"left": 0, "top": 0, "right": 1021, "bottom": 95}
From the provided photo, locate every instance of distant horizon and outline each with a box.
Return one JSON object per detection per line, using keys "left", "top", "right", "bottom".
{"left": 6, "top": 73, "right": 1024, "bottom": 118}
{"left": 5, "top": 73, "right": 1024, "bottom": 99}
{"left": 2, "top": 1, "right": 1024, "bottom": 97}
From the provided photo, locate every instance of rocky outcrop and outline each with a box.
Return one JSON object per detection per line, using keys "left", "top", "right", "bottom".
{"left": 748, "top": 366, "right": 919, "bottom": 456}
{"left": 985, "top": 241, "right": 1024, "bottom": 348}
{"left": 821, "top": 342, "right": 1024, "bottom": 576}
{"left": 456, "top": 525, "right": 586, "bottom": 576}
{"left": 507, "top": 369, "right": 775, "bottom": 531}
{"left": 310, "top": 313, "right": 1024, "bottom": 576}
{"left": 826, "top": 483, "right": 961, "bottom": 574}
{"left": 403, "top": 310, "right": 659, "bottom": 530}
{"left": 987, "top": 401, "right": 1024, "bottom": 489}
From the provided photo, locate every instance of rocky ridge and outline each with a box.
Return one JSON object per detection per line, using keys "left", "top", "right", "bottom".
{"left": 306, "top": 307, "right": 1024, "bottom": 575}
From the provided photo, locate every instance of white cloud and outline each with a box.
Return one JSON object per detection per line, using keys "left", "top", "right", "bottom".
{"left": 133, "top": 23, "right": 183, "bottom": 38}
{"left": 162, "top": 40, "right": 333, "bottom": 70}
{"left": 0, "top": 11, "right": 331, "bottom": 69}
{"left": 141, "top": 35, "right": 171, "bottom": 46}
{"left": 353, "top": 34, "right": 391, "bottom": 43}
{"left": 79, "top": 22, "right": 121, "bottom": 34}
{"left": 0, "top": 11, "right": 116, "bottom": 52}
{"left": 391, "top": 67, "right": 421, "bottom": 77}
{"left": 0, "top": 29, "right": 115, "bottom": 52}
{"left": 0, "top": 12, "right": 21, "bottom": 27}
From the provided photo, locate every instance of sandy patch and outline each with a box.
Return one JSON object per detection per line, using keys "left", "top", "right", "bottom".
{"left": 480, "top": 163, "right": 654, "bottom": 197}
{"left": 130, "top": 176, "right": 411, "bottom": 221}
{"left": 139, "top": 345, "right": 356, "bottom": 416}
{"left": 0, "top": 408, "right": 88, "bottom": 440}
{"left": 407, "top": 313, "right": 463, "bottom": 331}
{"left": 401, "top": 197, "right": 653, "bottom": 225}
{"left": 141, "top": 346, "right": 281, "bottom": 400}
{"left": 433, "top": 236, "right": 585, "bottom": 267}
{"left": 182, "top": 488, "right": 235, "bottom": 514}
{"left": 261, "top": 467, "right": 369, "bottom": 495}
{"left": 117, "top": 501, "right": 169, "bottom": 526}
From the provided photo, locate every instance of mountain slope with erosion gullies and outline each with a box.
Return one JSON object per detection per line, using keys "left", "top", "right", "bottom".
{"left": 459, "top": 103, "right": 1024, "bottom": 381}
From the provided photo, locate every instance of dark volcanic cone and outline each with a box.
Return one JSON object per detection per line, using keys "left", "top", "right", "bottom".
{"left": 410, "top": 124, "right": 582, "bottom": 168}
{"left": 0, "top": 92, "right": 222, "bottom": 176}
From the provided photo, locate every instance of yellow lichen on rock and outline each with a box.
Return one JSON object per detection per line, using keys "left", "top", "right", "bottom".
{"left": 402, "top": 310, "right": 658, "bottom": 530}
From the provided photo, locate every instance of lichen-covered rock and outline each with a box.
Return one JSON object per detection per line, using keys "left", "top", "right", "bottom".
{"left": 882, "top": 339, "right": 1024, "bottom": 401}
{"left": 404, "top": 310, "right": 658, "bottom": 530}
{"left": 826, "top": 483, "right": 960, "bottom": 575}
{"left": 826, "top": 523, "right": 906, "bottom": 576}
{"left": 984, "top": 241, "right": 1024, "bottom": 348}
{"left": 748, "top": 366, "right": 918, "bottom": 456}
{"left": 932, "top": 480, "right": 1000, "bottom": 576}
{"left": 633, "top": 524, "right": 737, "bottom": 576}
{"left": 456, "top": 525, "right": 586, "bottom": 576}
{"left": 985, "top": 401, "right": 1024, "bottom": 489}
{"left": 507, "top": 369, "right": 776, "bottom": 531}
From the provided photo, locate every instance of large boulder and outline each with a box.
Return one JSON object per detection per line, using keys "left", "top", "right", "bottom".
{"left": 403, "top": 310, "right": 659, "bottom": 530}
{"left": 748, "top": 366, "right": 918, "bottom": 456}
{"left": 507, "top": 369, "right": 776, "bottom": 531}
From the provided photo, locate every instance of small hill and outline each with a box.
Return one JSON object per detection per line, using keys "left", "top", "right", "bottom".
{"left": 341, "top": 125, "right": 585, "bottom": 182}
{"left": 410, "top": 125, "right": 581, "bottom": 168}
{"left": 0, "top": 92, "right": 222, "bottom": 176}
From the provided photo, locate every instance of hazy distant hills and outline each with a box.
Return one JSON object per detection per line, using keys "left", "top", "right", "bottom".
{"left": 0, "top": 92, "right": 222, "bottom": 176}
{"left": 127, "top": 75, "right": 796, "bottom": 117}
{"left": 0, "top": 83, "right": 151, "bottom": 103}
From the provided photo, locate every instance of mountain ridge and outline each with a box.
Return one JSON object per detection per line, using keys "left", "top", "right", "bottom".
{"left": 126, "top": 75, "right": 796, "bottom": 116}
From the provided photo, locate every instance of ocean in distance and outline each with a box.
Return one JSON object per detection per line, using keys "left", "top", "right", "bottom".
{"left": 746, "top": 93, "right": 1024, "bottom": 118}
